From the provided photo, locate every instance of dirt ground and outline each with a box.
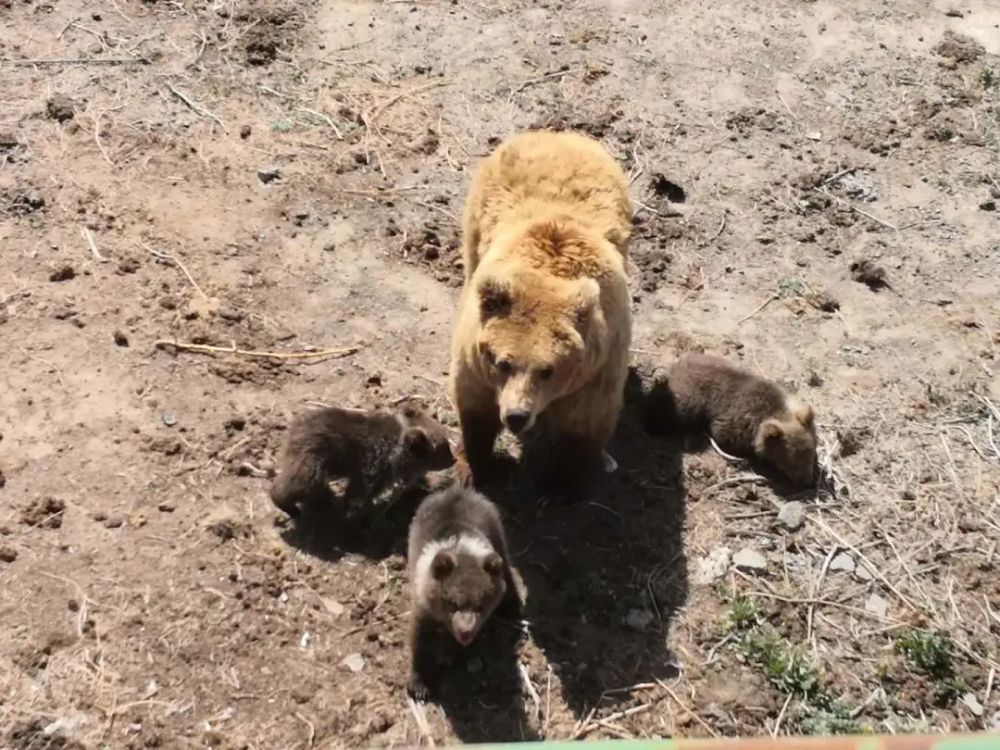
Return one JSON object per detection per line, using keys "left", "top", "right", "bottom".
{"left": 2, "top": 0, "right": 999, "bottom": 747}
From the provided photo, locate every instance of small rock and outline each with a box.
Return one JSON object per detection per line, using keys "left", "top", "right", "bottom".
{"left": 854, "top": 561, "right": 874, "bottom": 581}
{"left": 240, "top": 125, "right": 252, "bottom": 139}
{"left": 865, "top": 593, "right": 889, "bottom": 618}
{"left": 157, "top": 502, "right": 175, "bottom": 513}
{"left": 990, "top": 185, "right": 1000, "bottom": 200}
{"left": 321, "top": 598, "right": 345, "bottom": 616}
{"left": 849, "top": 259, "right": 889, "bottom": 291}
{"left": 979, "top": 200, "right": 996, "bottom": 212}
{"left": 113, "top": 330, "right": 129, "bottom": 347}
{"left": 46, "top": 94, "right": 76, "bottom": 122}
{"left": 602, "top": 451, "right": 618, "bottom": 474}
{"left": 805, "top": 131, "right": 822, "bottom": 141}
{"left": 777, "top": 501, "right": 805, "bottom": 530}
{"left": 224, "top": 416, "right": 246, "bottom": 432}
{"left": 342, "top": 653, "right": 365, "bottom": 673}
{"left": 423, "top": 245, "right": 440, "bottom": 261}
{"left": 161, "top": 412, "right": 178, "bottom": 427}
{"left": 257, "top": 167, "right": 281, "bottom": 184}
{"left": 0, "top": 545, "right": 16, "bottom": 563}
{"left": 103, "top": 515, "right": 125, "bottom": 529}
{"left": 692, "top": 546, "right": 732, "bottom": 585}
{"left": 117, "top": 257, "right": 140, "bottom": 274}
{"left": 466, "top": 657, "right": 483, "bottom": 674}
{"left": 960, "top": 692, "right": 985, "bottom": 717}
{"left": 217, "top": 308, "right": 244, "bottom": 323}
{"left": 829, "top": 551, "right": 856, "bottom": 573}
{"left": 365, "top": 372, "right": 382, "bottom": 388}
{"left": 49, "top": 265, "right": 76, "bottom": 282}
{"left": 625, "top": 608, "right": 655, "bottom": 631}
{"left": 733, "top": 547, "right": 768, "bottom": 574}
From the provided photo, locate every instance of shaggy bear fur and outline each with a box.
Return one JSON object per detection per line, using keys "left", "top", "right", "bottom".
{"left": 449, "top": 130, "right": 633, "bottom": 500}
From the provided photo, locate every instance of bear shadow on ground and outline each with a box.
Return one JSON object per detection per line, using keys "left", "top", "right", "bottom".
{"left": 430, "top": 616, "right": 540, "bottom": 743}
{"left": 482, "top": 369, "right": 690, "bottom": 721}
{"left": 277, "top": 481, "right": 433, "bottom": 562}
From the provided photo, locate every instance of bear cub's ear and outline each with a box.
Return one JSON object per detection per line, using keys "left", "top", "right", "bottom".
{"left": 478, "top": 278, "right": 513, "bottom": 321}
{"left": 403, "top": 427, "right": 431, "bottom": 456}
{"left": 756, "top": 418, "right": 786, "bottom": 451}
{"left": 792, "top": 401, "right": 814, "bottom": 428}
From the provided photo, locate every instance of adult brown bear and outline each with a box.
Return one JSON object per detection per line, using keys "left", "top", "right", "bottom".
{"left": 449, "top": 130, "right": 632, "bottom": 500}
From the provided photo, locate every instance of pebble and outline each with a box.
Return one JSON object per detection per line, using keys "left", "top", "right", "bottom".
{"left": 257, "top": 167, "right": 281, "bottom": 184}
{"left": 865, "top": 593, "right": 889, "bottom": 618}
{"left": 0, "top": 545, "right": 16, "bottom": 563}
{"left": 777, "top": 501, "right": 805, "bottom": 530}
{"left": 322, "top": 598, "right": 345, "bottom": 617}
{"left": 854, "top": 561, "right": 874, "bottom": 581}
{"left": 342, "top": 653, "right": 365, "bottom": 673}
{"left": 625, "top": 608, "right": 655, "bottom": 631}
{"left": 49, "top": 265, "right": 76, "bottom": 282}
{"left": 733, "top": 547, "right": 768, "bottom": 573}
{"left": 113, "top": 330, "right": 129, "bottom": 347}
{"left": 961, "top": 692, "right": 985, "bottom": 717}
{"left": 157, "top": 502, "right": 175, "bottom": 513}
{"left": 979, "top": 200, "right": 996, "bottom": 212}
{"left": 692, "top": 546, "right": 732, "bottom": 585}
{"left": 103, "top": 514, "right": 125, "bottom": 529}
{"left": 829, "top": 552, "right": 856, "bottom": 573}
{"left": 161, "top": 412, "right": 178, "bottom": 427}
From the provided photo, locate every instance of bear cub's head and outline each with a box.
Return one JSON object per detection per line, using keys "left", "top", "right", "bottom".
{"left": 474, "top": 271, "right": 602, "bottom": 435}
{"left": 752, "top": 399, "right": 817, "bottom": 486}
{"left": 391, "top": 400, "right": 454, "bottom": 478}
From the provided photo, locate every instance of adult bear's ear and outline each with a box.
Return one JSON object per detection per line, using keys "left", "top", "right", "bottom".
{"left": 572, "top": 278, "right": 600, "bottom": 331}
{"left": 478, "top": 278, "right": 512, "bottom": 321}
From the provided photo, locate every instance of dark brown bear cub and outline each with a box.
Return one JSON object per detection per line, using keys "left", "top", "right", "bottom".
{"left": 644, "top": 355, "right": 817, "bottom": 486}
{"left": 406, "top": 485, "right": 522, "bottom": 701}
{"left": 269, "top": 400, "right": 452, "bottom": 517}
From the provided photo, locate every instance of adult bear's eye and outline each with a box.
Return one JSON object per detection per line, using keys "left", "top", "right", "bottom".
{"left": 538, "top": 365, "right": 554, "bottom": 380}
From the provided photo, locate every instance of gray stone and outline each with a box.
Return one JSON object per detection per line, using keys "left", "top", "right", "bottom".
{"left": 855, "top": 561, "right": 875, "bottom": 581}
{"left": 342, "top": 653, "right": 365, "bottom": 673}
{"left": 777, "top": 501, "right": 805, "bottom": 530}
{"left": 692, "top": 546, "right": 732, "bottom": 585}
{"left": 625, "top": 609, "right": 655, "bottom": 631}
{"left": 257, "top": 167, "right": 281, "bottom": 184}
{"left": 960, "top": 692, "right": 984, "bottom": 717}
{"left": 865, "top": 593, "right": 889, "bottom": 618}
{"left": 829, "top": 552, "right": 856, "bottom": 573}
{"left": 733, "top": 548, "right": 768, "bottom": 573}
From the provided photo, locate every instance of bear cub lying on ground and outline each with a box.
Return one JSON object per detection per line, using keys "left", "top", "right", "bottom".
{"left": 643, "top": 354, "right": 818, "bottom": 486}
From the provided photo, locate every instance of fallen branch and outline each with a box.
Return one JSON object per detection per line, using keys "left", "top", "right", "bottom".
{"left": 2, "top": 56, "right": 147, "bottom": 65}
{"left": 154, "top": 339, "right": 360, "bottom": 361}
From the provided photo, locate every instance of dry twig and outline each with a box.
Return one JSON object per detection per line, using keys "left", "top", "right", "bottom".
{"left": 155, "top": 339, "right": 360, "bottom": 362}
{"left": 81, "top": 227, "right": 109, "bottom": 262}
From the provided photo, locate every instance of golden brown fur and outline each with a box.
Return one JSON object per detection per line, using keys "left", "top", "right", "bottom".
{"left": 449, "top": 131, "right": 633, "bottom": 498}
{"left": 644, "top": 355, "right": 817, "bottom": 486}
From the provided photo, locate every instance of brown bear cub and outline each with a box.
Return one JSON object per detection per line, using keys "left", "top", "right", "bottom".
{"left": 406, "top": 485, "right": 521, "bottom": 701}
{"left": 269, "top": 400, "right": 453, "bottom": 518}
{"left": 644, "top": 355, "right": 818, "bottom": 486}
